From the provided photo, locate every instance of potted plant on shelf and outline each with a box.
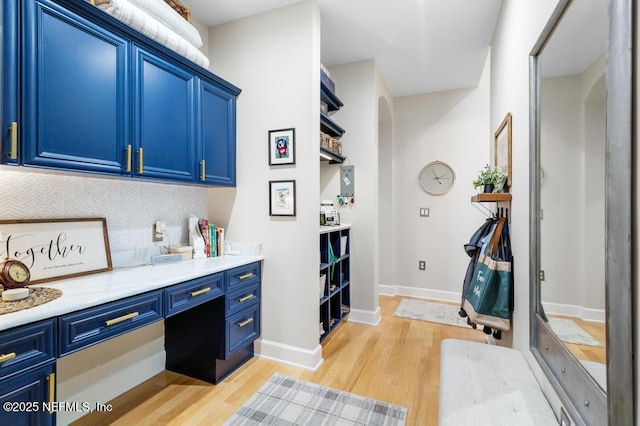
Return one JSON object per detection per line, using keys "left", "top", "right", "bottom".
{"left": 472, "top": 164, "right": 506, "bottom": 193}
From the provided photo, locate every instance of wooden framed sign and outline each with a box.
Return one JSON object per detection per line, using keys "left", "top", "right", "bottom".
{"left": 0, "top": 218, "right": 112, "bottom": 284}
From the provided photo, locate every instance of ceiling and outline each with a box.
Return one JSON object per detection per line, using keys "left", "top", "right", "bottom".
{"left": 540, "top": 0, "right": 606, "bottom": 78}
{"left": 180, "top": 0, "right": 503, "bottom": 96}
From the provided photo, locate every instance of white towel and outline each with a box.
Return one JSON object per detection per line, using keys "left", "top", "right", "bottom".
{"left": 97, "top": 0, "right": 209, "bottom": 69}
{"left": 95, "top": 0, "right": 202, "bottom": 48}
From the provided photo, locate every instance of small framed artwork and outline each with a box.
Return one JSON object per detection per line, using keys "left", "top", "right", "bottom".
{"left": 494, "top": 112, "right": 512, "bottom": 188}
{"left": 268, "top": 128, "right": 296, "bottom": 166}
{"left": 269, "top": 180, "right": 296, "bottom": 216}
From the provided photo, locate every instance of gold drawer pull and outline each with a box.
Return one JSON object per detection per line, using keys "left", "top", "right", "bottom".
{"left": 238, "top": 272, "right": 254, "bottom": 280}
{"left": 105, "top": 311, "right": 139, "bottom": 327}
{"left": 238, "top": 294, "right": 254, "bottom": 303}
{"left": 190, "top": 287, "right": 211, "bottom": 297}
{"left": 47, "top": 373, "right": 55, "bottom": 412}
{"left": 238, "top": 317, "right": 254, "bottom": 327}
{"left": 0, "top": 352, "right": 16, "bottom": 363}
{"left": 9, "top": 122, "right": 18, "bottom": 159}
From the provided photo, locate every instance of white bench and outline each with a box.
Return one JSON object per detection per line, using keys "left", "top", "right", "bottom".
{"left": 439, "top": 339, "right": 557, "bottom": 425}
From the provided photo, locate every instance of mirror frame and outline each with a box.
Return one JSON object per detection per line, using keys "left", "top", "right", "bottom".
{"left": 529, "top": 0, "right": 634, "bottom": 424}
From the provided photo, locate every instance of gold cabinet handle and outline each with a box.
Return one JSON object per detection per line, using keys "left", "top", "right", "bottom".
{"left": 238, "top": 294, "right": 254, "bottom": 303}
{"left": 190, "top": 287, "right": 211, "bottom": 297}
{"left": 137, "top": 147, "right": 143, "bottom": 174}
{"left": 0, "top": 352, "right": 16, "bottom": 363}
{"left": 9, "top": 122, "right": 18, "bottom": 159}
{"left": 238, "top": 273, "right": 254, "bottom": 280}
{"left": 238, "top": 317, "right": 254, "bottom": 327}
{"left": 125, "top": 144, "right": 132, "bottom": 172}
{"left": 47, "top": 373, "right": 55, "bottom": 412}
{"left": 200, "top": 160, "right": 206, "bottom": 181}
{"left": 105, "top": 311, "right": 139, "bottom": 327}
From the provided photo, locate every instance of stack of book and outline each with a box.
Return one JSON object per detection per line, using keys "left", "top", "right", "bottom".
{"left": 197, "top": 219, "right": 225, "bottom": 257}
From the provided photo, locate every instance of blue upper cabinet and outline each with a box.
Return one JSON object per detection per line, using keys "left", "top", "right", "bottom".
{"left": 133, "top": 47, "right": 196, "bottom": 182}
{"left": 3, "top": 0, "right": 240, "bottom": 186}
{"left": 22, "top": 0, "right": 129, "bottom": 174}
{"left": 197, "top": 78, "right": 236, "bottom": 186}
{"left": 2, "top": 0, "right": 19, "bottom": 165}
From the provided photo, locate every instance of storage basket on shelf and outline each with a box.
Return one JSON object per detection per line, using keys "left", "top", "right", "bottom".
{"left": 163, "top": 0, "right": 191, "bottom": 22}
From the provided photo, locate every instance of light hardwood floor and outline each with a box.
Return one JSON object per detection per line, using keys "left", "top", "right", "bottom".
{"left": 70, "top": 296, "right": 486, "bottom": 425}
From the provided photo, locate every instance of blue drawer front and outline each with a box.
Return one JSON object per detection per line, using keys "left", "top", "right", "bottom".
{"left": 225, "top": 282, "right": 260, "bottom": 317}
{"left": 165, "top": 273, "right": 224, "bottom": 317}
{"left": 227, "top": 262, "right": 261, "bottom": 291}
{"left": 225, "top": 304, "right": 260, "bottom": 359}
{"left": 58, "top": 290, "right": 163, "bottom": 356}
{"left": 0, "top": 320, "right": 55, "bottom": 381}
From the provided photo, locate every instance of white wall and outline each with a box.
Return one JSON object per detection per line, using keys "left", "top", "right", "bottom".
{"left": 206, "top": 1, "right": 323, "bottom": 368}
{"left": 389, "top": 55, "right": 491, "bottom": 303}
{"left": 539, "top": 58, "right": 606, "bottom": 321}
{"left": 489, "top": 0, "right": 560, "bottom": 412}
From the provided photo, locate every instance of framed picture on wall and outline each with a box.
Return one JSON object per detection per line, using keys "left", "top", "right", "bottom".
{"left": 494, "top": 112, "right": 512, "bottom": 188}
{"left": 269, "top": 180, "right": 296, "bottom": 216}
{"left": 268, "top": 128, "right": 296, "bottom": 166}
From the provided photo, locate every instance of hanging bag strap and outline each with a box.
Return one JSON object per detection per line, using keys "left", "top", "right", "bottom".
{"left": 485, "top": 217, "right": 505, "bottom": 258}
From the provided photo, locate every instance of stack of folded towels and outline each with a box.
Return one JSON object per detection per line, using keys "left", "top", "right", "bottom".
{"left": 94, "top": 0, "right": 209, "bottom": 68}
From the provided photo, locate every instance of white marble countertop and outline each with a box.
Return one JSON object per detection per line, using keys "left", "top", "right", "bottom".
{"left": 0, "top": 254, "right": 263, "bottom": 332}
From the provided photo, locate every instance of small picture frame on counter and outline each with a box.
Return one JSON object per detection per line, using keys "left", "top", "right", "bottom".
{"left": 268, "top": 128, "right": 296, "bottom": 166}
{"left": 269, "top": 180, "right": 296, "bottom": 216}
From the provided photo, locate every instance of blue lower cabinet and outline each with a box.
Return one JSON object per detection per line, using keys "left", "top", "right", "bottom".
{"left": 0, "top": 363, "right": 55, "bottom": 426}
{"left": 58, "top": 290, "right": 163, "bottom": 356}
{"left": 224, "top": 304, "right": 260, "bottom": 359}
{"left": 164, "top": 273, "right": 224, "bottom": 317}
{"left": 0, "top": 320, "right": 55, "bottom": 382}
{"left": 165, "top": 263, "right": 262, "bottom": 384}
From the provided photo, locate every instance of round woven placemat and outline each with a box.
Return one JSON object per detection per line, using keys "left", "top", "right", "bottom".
{"left": 0, "top": 287, "right": 63, "bottom": 315}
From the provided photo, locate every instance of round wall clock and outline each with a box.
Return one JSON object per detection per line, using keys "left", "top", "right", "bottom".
{"left": 419, "top": 161, "right": 456, "bottom": 195}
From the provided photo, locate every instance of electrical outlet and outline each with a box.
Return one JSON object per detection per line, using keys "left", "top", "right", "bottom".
{"left": 540, "top": 270, "right": 545, "bottom": 281}
{"left": 153, "top": 221, "right": 166, "bottom": 242}
{"left": 419, "top": 208, "right": 429, "bottom": 217}
{"left": 419, "top": 260, "right": 426, "bottom": 270}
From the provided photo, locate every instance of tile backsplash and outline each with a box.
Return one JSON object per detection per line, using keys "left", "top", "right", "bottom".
{"left": 0, "top": 167, "right": 207, "bottom": 265}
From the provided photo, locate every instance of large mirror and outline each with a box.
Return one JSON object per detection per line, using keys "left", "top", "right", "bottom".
{"left": 530, "top": 0, "right": 633, "bottom": 424}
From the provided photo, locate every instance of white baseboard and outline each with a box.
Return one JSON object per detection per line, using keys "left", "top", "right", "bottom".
{"left": 348, "top": 306, "right": 381, "bottom": 326}
{"left": 256, "top": 339, "right": 323, "bottom": 371}
{"left": 543, "top": 301, "right": 605, "bottom": 323}
{"left": 384, "top": 285, "right": 461, "bottom": 304}
{"left": 378, "top": 285, "right": 396, "bottom": 296}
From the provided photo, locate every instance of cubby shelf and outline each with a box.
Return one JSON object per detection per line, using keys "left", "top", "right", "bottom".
{"left": 319, "top": 225, "right": 351, "bottom": 343}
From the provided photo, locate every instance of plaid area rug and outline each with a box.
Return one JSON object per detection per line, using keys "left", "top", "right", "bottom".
{"left": 225, "top": 373, "right": 407, "bottom": 425}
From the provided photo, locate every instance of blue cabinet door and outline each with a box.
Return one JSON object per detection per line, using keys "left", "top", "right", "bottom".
{"left": 0, "top": 363, "right": 55, "bottom": 426}
{"left": 197, "top": 78, "right": 236, "bottom": 186}
{"left": 2, "top": 0, "right": 19, "bottom": 165}
{"left": 22, "top": 0, "right": 129, "bottom": 174}
{"left": 133, "top": 47, "right": 196, "bottom": 182}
